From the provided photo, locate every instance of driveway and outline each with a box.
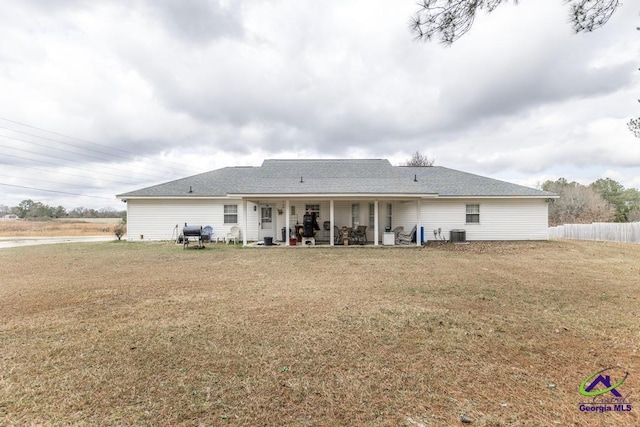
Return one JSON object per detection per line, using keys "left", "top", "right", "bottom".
{"left": 0, "top": 235, "right": 115, "bottom": 249}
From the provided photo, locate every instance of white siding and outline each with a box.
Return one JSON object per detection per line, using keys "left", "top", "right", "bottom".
{"left": 417, "top": 198, "right": 549, "bottom": 241}
{"left": 126, "top": 197, "right": 549, "bottom": 243}
{"left": 126, "top": 199, "right": 259, "bottom": 242}
{"left": 394, "top": 200, "right": 420, "bottom": 236}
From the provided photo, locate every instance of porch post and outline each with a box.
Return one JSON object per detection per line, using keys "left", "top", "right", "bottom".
{"left": 329, "top": 199, "right": 335, "bottom": 246}
{"left": 374, "top": 200, "right": 379, "bottom": 246}
{"left": 242, "top": 199, "right": 248, "bottom": 246}
{"left": 285, "top": 199, "right": 290, "bottom": 246}
{"left": 416, "top": 198, "right": 421, "bottom": 246}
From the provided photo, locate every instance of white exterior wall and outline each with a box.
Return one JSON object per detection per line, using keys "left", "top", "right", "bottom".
{"left": 418, "top": 198, "right": 549, "bottom": 241}
{"left": 126, "top": 199, "right": 259, "bottom": 242}
{"left": 393, "top": 200, "right": 420, "bottom": 235}
{"left": 126, "top": 197, "right": 549, "bottom": 243}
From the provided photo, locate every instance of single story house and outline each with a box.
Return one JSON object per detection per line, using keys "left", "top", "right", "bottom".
{"left": 116, "top": 159, "right": 557, "bottom": 245}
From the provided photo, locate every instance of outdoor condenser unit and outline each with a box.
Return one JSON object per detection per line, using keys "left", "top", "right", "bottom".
{"left": 450, "top": 229, "right": 467, "bottom": 243}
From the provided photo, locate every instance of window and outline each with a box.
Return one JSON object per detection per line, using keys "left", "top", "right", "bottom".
{"left": 386, "top": 203, "right": 392, "bottom": 229}
{"left": 224, "top": 204, "right": 238, "bottom": 224}
{"left": 305, "top": 204, "right": 320, "bottom": 218}
{"left": 369, "top": 203, "right": 375, "bottom": 228}
{"left": 466, "top": 204, "right": 480, "bottom": 223}
{"left": 351, "top": 203, "right": 360, "bottom": 227}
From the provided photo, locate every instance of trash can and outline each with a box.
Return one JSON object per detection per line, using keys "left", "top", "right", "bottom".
{"left": 264, "top": 237, "right": 273, "bottom": 246}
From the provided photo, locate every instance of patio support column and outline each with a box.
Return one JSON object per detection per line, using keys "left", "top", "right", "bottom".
{"left": 329, "top": 199, "right": 335, "bottom": 246}
{"left": 242, "top": 199, "right": 248, "bottom": 247}
{"left": 285, "top": 199, "right": 290, "bottom": 246}
{"left": 416, "top": 198, "right": 421, "bottom": 246}
{"left": 374, "top": 200, "right": 379, "bottom": 246}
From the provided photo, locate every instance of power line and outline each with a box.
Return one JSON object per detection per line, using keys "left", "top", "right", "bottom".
{"left": 0, "top": 117, "right": 207, "bottom": 203}
{"left": 0, "top": 133, "right": 116, "bottom": 164}
{"left": 0, "top": 182, "right": 115, "bottom": 200}
{"left": 0, "top": 154, "right": 145, "bottom": 186}
{"left": 0, "top": 138, "right": 176, "bottom": 182}
{"left": 0, "top": 125, "right": 188, "bottom": 175}
{"left": 0, "top": 172, "right": 97, "bottom": 190}
{"left": 0, "top": 151, "right": 139, "bottom": 186}
{"left": 0, "top": 117, "right": 200, "bottom": 173}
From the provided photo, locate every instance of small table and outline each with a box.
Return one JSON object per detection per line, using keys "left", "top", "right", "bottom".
{"left": 383, "top": 232, "right": 395, "bottom": 246}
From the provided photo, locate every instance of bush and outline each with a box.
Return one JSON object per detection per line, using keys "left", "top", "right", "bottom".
{"left": 113, "top": 224, "right": 126, "bottom": 241}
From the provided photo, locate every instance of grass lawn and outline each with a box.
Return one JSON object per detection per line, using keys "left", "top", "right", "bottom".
{"left": 0, "top": 240, "right": 638, "bottom": 426}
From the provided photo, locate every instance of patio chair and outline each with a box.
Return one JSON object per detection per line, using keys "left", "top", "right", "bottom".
{"left": 226, "top": 226, "right": 241, "bottom": 244}
{"left": 354, "top": 225, "right": 367, "bottom": 245}
{"left": 202, "top": 226, "right": 213, "bottom": 243}
{"left": 397, "top": 225, "right": 416, "bottom": 245}
{"left": 334, "top": 226, "right": 343, "bottom": 245}
{"left": 391, "top": 226, "right": 404, "bottom": 244}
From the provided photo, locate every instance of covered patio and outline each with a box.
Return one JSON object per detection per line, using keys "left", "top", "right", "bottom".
{"left": 235, "top": 196, "right": 430, "bottom": 247}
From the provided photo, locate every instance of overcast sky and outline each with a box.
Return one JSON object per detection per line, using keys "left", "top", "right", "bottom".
{"left": 0, "top": 0, "right": 638, "bottom": 211}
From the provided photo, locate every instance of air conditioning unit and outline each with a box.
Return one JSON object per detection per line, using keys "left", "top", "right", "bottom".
{"left": 450, "top": 229, "right": 466, "bottom": 243}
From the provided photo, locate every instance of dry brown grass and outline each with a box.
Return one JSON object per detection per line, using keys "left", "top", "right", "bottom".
{"left": 0, "top": 240, "right": 638, "bottom": 426}
{"left": 0, "top": 219, "right": 119, "bottom": 237}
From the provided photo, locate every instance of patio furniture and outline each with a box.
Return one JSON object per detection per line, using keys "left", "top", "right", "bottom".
{"left": 391, "top": 226, "right": 404, "bottom": 244}
{"left": 397, "top": 225, "right": 416, "bottom": 245}
{"left": 334, "top": 226, "right": 343, "bottom": 245}
{"left": 354, "top": 225, "right": 367, "bottom": 245}
{"left": 202, "top": 226, "right": 213, "bottom": 242}
{"left": 226, "top": 226, "right": 241, "bottom": 244}
{"left": 382, "top": 231, "right": 395, "bottom": 246}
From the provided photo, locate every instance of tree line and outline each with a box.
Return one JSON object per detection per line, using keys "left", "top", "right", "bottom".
{"left": 0, "top": 199, "right": 125, "bottom": 220}
{"left": 543, "top": 178, "right": 640, "bottom": 226}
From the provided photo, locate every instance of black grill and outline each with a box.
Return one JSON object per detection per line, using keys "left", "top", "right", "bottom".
{"left": 183, "top": 225, "right": 203, "bottom": 237}
{"left": 182, "top": 224, "right": 205, "bottom": 249}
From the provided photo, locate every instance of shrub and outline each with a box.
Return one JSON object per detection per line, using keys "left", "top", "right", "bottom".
{"left": 113, "top": 224, "right": 126, "bottom": 241}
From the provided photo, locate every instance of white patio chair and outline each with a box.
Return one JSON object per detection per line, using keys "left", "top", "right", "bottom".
{"left": 397, "top": 225, "right": 416, "bottom": 245}
{"left": 226, "top": 226, "right": 241, "bottom": 244}
{"left": 391, "top": 226, "right": 404, "bottom": 244}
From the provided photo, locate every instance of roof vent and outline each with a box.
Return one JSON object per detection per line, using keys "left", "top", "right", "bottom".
{"left": 414, "top": 174, "right": 418, "bottom": 182}
{"left": 300, "top": 176, "right": 304, "bottom": 183}
{"left": 188, "top": 185, "right": 193, "bottom": 193}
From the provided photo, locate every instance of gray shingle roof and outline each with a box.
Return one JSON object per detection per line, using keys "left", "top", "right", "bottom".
{"left": 117, "top": 159, "right": 555, "bottom": 198}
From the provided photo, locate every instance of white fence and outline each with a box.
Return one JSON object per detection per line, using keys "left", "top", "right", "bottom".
{"left": 549, "top": 222, "right": 640, "bottom": 243}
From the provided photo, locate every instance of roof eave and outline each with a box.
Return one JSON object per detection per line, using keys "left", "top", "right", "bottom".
{"left": 228, "top": 193, "right": 439, "bottom": 199}
{"left": 436, "top": 195, "right": 558, "bottom": 199}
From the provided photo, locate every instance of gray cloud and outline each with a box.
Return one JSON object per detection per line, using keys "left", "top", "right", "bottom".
{"left": 0, "top": 0, "right": 638, "bottom": 209}
{"left": 139, "top": 0, "right": 244, "bottom": 43}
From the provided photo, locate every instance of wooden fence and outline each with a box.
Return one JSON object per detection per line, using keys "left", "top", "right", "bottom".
{"left": 548, "top": 222, "right": 640, "bottom": 243}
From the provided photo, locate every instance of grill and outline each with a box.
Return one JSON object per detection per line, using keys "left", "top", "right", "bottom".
{"left": 182, "top": 224, "right": 205, "bottom": 249}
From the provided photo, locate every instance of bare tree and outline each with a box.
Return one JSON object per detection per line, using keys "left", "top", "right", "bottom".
{"left": 629, "top": 116, "right": 640, "bottom": 138}
{"left": 629, "top": 25, "right": 640, "bottom": 138}
{"left": 410, "top": 0, "right": 622, "bottom": 44}
{"left": 403, "top": 151, "right": 435, "bottom": 166}
{"left": 543, "top": 179, "right": 615, "bottom": 226}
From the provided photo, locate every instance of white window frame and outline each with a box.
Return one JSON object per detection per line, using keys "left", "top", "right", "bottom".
{"left": 466, "top": 204, "right": 480, "bottom": 224}
{"left": 305, "top": 204, "right": 320, "bottom": 218}
{"left": 224, "top": 204, "right": 238, "bottom": 224}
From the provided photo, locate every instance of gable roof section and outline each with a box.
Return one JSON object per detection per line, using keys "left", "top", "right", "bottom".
{"left": 117, "top": 159, "right": 555, "bottom": 199}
